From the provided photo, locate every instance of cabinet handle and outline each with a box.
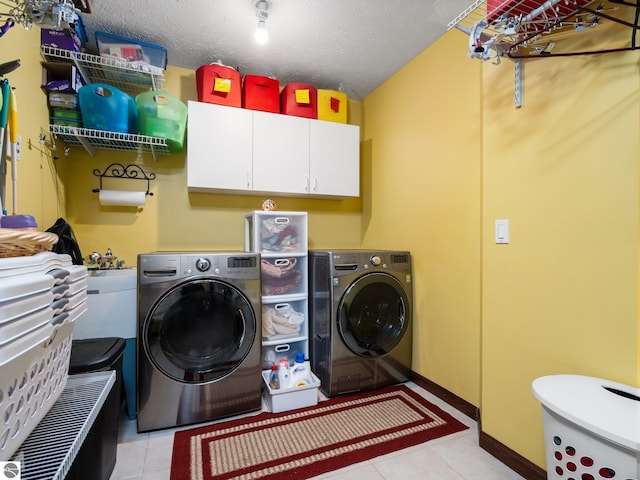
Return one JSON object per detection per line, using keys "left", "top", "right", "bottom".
{"left": 304, "top": 175, "right": 309, "bottom": 192}
{"left": 246, "top": 171, "right": 251, "bottom": 188}
{"left": 313, "top": 177, "right": 318, "bottom": 192}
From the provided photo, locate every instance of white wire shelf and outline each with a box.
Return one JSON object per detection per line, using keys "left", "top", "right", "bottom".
{"left": 448, "top": 0, "right": 639, "bottom": 62}
{"left": 50, "top": 125, "right": 171, "bottom": 161}
{"left": 10, "top": 372, "right": 115, "bottom": 480}
{"left": 41, "top": 45, "right": 164, "bottom": 94}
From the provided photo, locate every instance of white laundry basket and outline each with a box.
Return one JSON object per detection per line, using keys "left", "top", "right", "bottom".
{"left": 532, "top": 375, "right": 640, "bottom": 480}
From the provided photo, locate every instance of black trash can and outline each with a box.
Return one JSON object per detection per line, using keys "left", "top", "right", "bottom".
{"left": 66, "top": 337, "right": 125, "bottom": 480}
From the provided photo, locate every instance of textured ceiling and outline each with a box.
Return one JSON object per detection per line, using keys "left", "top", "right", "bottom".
{"left": 79, "top": 0, "right": 472, "bottom": 100}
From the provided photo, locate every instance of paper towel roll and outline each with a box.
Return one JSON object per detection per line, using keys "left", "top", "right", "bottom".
{"left": 98, "top": 190, "right": 146, "bottom": 207}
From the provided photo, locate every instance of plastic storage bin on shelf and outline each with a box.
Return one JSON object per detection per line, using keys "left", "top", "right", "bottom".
{"left": 262, "top": 297, "right": 307, "bottom": 341}
{"left": 261, "top": 256, "right": 306, "bottom": 297}
{"left": 78, "top": 83, "right": 138, "bottom": 134}
{"left": 317, "top": 89, "right": 348, "bottom": 124}
{"left": 261, "top": 366, "right": 320, "bottom": 413}
{"left": 532, "top": 374, "right": 640, "bottom": 480}
{"left": 242, "top": 75, "right": 280, "bottom": 113}
{"left": 245, "top": 211, "right": 308, "bottom": 254}
{"left": 281, "top": 83, "right": 317, "bottom": 119}
{"left": 135, "top": 91, "right": 187, "bottom": 153}
{"left": 262, "top": 340, "right": 308, "bottom": 370}
{"left": 96, "top": 31, "right": 167, "bottom": 70}
{"left": 196, "top": 63, "right": 241, "bottom": 107}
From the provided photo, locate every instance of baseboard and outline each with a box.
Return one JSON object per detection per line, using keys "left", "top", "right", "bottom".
{"left": 410, "top": 371, "right": 479, "bottom": 420}
{"left": 410, "top": 371, "right": 547, "bottom": 480}
{"left": 479, "top": 431, "right": 547, "bottom": 480}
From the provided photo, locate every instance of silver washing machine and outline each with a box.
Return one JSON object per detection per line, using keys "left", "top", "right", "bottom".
{"left": 309, "top": 250, "right": 412, "bottom": 397}
{"left": 137, "top": 252, "right": 262, "bottom": 432}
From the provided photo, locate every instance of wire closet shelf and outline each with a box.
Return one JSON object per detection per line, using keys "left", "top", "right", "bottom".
{"left": 448, "top": 0, "right": 640, "bottom": 63}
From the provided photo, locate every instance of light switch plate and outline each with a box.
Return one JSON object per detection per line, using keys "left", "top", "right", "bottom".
{"left": 495, "top": 219, "right": 509, "bottom": 244}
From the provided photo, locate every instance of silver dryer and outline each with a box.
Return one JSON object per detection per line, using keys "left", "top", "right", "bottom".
{"left": 308, "top": 250, "right": 413, "bottom": 397}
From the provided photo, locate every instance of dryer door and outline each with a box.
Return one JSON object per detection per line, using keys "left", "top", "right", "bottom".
{"left": 143, "top": 278, "right": 257, "bottom": 383}
{"left": 337, "top": 272, "right": 410, "bottom": 357}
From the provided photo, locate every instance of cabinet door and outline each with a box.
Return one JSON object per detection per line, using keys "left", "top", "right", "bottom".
{"left": 187, "top": 101, "right": 253, "bottom": 192}
{"left": 252, "top": 111, "right": 309, "bottom": 195}
{"left": 309, "top": 121, "right": 360, "bottom": 197}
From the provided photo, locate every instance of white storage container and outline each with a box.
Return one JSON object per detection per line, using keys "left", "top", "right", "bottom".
{"left": 0, "top": 320, "right": 75, "bottom": 460}
{"left": 262, "top": 339, "right": 308, "bottom": 370}
{"left": 260, "top": 255, "right": 307, "bottom": 297}
{"left": 0, "top": 254, "right": 87, "bottom": 460}
{"left": 262, "top": 296, "right": 307, "bottom": 341}
{"left": 246, "top": 210, "right": 310, "bottom": 368}
{"left": 262, "top": 368, "right": 320, "bottom": 413}
{"left": 532, "top": 374, "right": 640, "bottom": 480}
{"left": 245, "top": 211, "right": 308, "bottom": 254}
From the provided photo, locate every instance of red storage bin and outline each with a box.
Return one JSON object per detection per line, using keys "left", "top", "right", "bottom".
{"left": 486, "top": 0, "right": 590, "bottom": 22}
{"left": 243, "top": 75, "right": 280, "bottom": 113}
{"left": 196, "top": 63, "right": 241, "bottom": 107}
{"left": 280, "top": 83, "right": 317, "bottom": 119}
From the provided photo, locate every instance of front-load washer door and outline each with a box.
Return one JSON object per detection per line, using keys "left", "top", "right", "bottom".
{"left": 338, "top": 272, "right": 409, "bottom": 357}
{"left": 143, "top": 278, "right": 257, "bottom": 383}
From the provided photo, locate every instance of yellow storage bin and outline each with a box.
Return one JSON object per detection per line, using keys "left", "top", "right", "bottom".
{"left": 317, "top": 89, "right": 347, "bottom": 123}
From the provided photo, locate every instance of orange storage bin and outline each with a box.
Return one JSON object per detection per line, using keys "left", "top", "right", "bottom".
{"left": 243, "top": 75, "right": 279, "bottom": 113}
{"left": 317, "top": 89, "right": 347, "bottom": 124}
{"left": 280, "top": 83, "right": 317, "bottom": 119}
{"left": 196, "top": 63, "right": 241, "bottom": 107}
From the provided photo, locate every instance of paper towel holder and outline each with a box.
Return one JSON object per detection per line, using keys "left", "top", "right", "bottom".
{"left": 92, "top": 163, "right": 155, "bottom": 196}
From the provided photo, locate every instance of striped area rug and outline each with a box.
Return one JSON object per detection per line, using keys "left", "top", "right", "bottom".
{"left": 170, "top": 385, "right": 468, "bottom": 480}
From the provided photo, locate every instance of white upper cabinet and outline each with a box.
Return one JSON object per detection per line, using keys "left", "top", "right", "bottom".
{"left": 252, "top": 111, "right": 309, "bottom": 195}
{"left": 187, "top": 101, "right": 360, "bottom": 198}
{"left": 187, "top": 101, "right": 253, "bottom": 192}
{"left": 309, "top": 120, "right": 360, "bottom": 197}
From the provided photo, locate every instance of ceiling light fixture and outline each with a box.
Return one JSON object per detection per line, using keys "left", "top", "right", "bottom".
{"left": 254, "top": 0, "right": 271, "bottom": 45}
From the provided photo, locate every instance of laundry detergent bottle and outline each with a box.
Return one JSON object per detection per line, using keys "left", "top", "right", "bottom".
{"left": 289, "top": 352, "right": 312, "bottom": 387}
{"left": 269, "top": 364, "right": 280, "bottom": 389}
{"left": 277, "top": 358, "right": 290, "bottom": 388}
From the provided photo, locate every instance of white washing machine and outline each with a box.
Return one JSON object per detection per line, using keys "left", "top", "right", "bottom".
{"left": 308, "top": 250, "right": 413, "bottom": 397}
{"left": 137, "top": 252, "right": 262, "bottom": 432}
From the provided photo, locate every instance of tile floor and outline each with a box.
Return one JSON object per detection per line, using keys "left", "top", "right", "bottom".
{"left": 109, "top": 382, "right": 526, "bottom": 480}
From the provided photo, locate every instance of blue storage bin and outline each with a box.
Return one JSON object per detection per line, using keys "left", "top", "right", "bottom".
{"left": 96, "top": 31, "right": 167, "bottom": 70}
{"left": 78, "top": 84, "right": 138, "bottom": 134}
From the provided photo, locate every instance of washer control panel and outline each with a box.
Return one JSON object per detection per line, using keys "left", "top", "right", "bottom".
{"left": 138, "top": 252, "right": 260, "bottom": 284}
{"left": 195, "top": 257, "right": 211, "bottom": 272}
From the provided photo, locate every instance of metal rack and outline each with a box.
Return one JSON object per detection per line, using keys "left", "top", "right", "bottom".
{"left": 42, "top": 46, "right": 170, "bottom": 159}
{"left": 449, "top": 0, "right": 639, "bottom": 61}
{"left": 49, "top": 125, "right": 170, "bottom": 162}
{"left": 448, "top": 0, "right": 640, "bottom": 107}
{"left": 10, "top": 371, "right": 115, "bottom": 480}
{"left": 41, "top": 45, "right": 164, "bottom": 93}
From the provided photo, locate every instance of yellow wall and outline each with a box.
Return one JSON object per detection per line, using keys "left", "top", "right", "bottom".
{"left": 363, "top": 12, "right": 639, "bottom": 471}
{"left": 480, "top": 21, "right": 639, "bottom": 464}
{"left": 0, "top": 27, "right": 65, "bottom": 228}
{"left": 362, "top": 31, "right": 483, "bottom": 407}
